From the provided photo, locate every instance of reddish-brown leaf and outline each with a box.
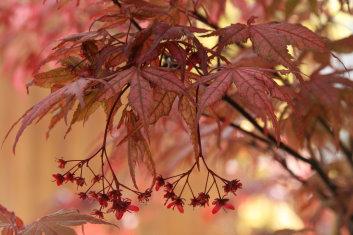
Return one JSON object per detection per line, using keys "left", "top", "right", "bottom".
{"left": 0, "top": 204, "right": 24, "bottom": 235}
{"left": 123, "top": 110, "right": 156, "bottom": 189}
{"left": 116, "top": 87, "right": 177, "bottom": 147}
{"left": 18, "top": 209, "right": 115, "bottom": 235}
{"left": 149, "top": 88, "right": 177, "bottom": 124}
{"left": 138, "top": 22, "right": 208, "bottom": 66}
{"left": 100, "top": 66, "right": 187, "bottom": 137}
{"left": 205, "top": 23, "right": 249, "bottom": 52}
{"left": 96, "top": 45, "right": 125, "bottom": 73}
{"left": 299, "top": 72, "right": 353, "bottom": 147}
{"left": 35, "top": 31, "right": 108, "bottom": 73}
{"left": 212, "top": 20, "right": 327, "bottom": 83}
{"left": 248, "top": 22, "right": 326, "bottom": 82}
{"left": 141, "top": 67, "right": 188, "bottom": 95}
{"left": 65, "top": 90, "right": 102, "bottom": 136}
{"left": 179, "top": 95, "right": 199, "bottom": 159}
{"left": 194, "top": 66, "right": 294, "bottom": 141}
{"left": 128, "top": 68, "right": 153, "bottom": 136}
{"left": 7, "top": 78, "right": 90, "bottom": 153}
{"left": 47, "top": 98, "right": 75, "bottom": 138}
{"left": 34, "top": 67, "right": 76, "bottom": 88}
{"left": 98, "top": 67, "right": 134, "bottom": 100}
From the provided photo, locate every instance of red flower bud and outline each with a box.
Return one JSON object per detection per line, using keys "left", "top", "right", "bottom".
{"left": 52, "top": 174, "right": 65, "bottom": 186}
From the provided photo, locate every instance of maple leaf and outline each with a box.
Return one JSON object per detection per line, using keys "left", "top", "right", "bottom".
{"left": 35, "top": 31, "right": 109, "bottom": 73}
{"left": 96, "top": 45, "right": 126, "bottom": 74}
{"left": 65, "top": 90, "right": 102, "bottom": 136}
{"left": 295, "top": 71, "right": 353, "bottom": 147}
{"left": 118, "top": 110, "right": 156, "bottom": 189}
{"left": 141, "top": 67, "right": 189, "bottom": 94}
{"left": 47, "top": 99, "right": 76, "bottom": 138}
{"left": 0, "top": 204, "right": 24, "bottom": 235}
{"left": 33, "top": 67, "right": 76, "bottom": 88}
{"left": 116, "top": 87, "right": 177, "bottom": 148}
{"left": 18, "top": 209, "right": 115, "bottom": 235}
{"left": 99, "top": 66, "right": 188, "bottom": 136}
{"left": 128, "top": 68, "right": 153, "bottom": 136}
{"left": 5, "top": 78, "right": 90, "bottom": 153}
{"left": 137, "top": 22, "right": 209, "bottom": 73}
{"left": 179, "top": 95, "right": 199, "bottom": 159}
{"left": 193, "top": 66, "right": 294, "bottom": 141}
{"left": 208, "top": 20, "right": 327, "bottom": 83}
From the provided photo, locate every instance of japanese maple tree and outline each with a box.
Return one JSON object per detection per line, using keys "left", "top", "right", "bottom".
{"left": 2, "top": 0, "right": 353, "bottom": 234}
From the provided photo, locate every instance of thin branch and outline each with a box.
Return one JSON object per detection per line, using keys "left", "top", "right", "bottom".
{"left": 222, "top": 95, "right": 311, "bottom": 163}
{"left": 216, "top": 114, "right": 306, "bottom": 184}
{"left": 272, "top": 150, "right": 307, "bottom": 185}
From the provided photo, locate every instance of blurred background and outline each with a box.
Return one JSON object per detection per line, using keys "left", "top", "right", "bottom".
{"left": 1, "top": 0, "right": 353, "bottom": 234}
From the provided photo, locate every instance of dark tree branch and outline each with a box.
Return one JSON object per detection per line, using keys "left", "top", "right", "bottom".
{"left": 222, "top": 95, "right": 338, "bottom": 195}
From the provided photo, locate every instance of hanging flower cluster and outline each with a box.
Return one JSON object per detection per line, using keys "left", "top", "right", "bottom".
{"left": 155, "top": 156, "right": 242, "bottom": 214}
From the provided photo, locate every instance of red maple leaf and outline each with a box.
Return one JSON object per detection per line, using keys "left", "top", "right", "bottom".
{"left": 99, "top": 66, "right": 188, "bottom": 135}
{"left": 194, "top": 66, "right": 294, "bottom": 141}
{"left": 5, "top": 78, "right": 90, "bottom": 153}
{"left": 0, "top": 204, "right": 24, "bottom": 235}
{"left": 206, "top": 19, "right": 327, "bottom": 83}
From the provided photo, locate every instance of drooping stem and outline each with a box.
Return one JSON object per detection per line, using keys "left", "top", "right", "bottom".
{"left": 102, "top": 85, "right": 129, "bottom": 188}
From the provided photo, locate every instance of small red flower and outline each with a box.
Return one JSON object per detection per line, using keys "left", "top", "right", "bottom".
{"left": 223, "top": 179, "right": 242, "bottom": 196}
{"left": 155, "top": 176, "right": 165, "bottom": 191}
{"left": 89, "top": 191, "right": 98, "bottom": 199}
{"left": 91, "top": 209, "right": 104, "bottom": 219}
{"left": 115, "top": 204, "right": 139, "bottom": 220}
{"left": 189, "top": 197, "right": 200, "bottom": 207}
{"left": 167, "top": 197, "right": 185, "bottom": 213}
{"left": 75, "top": 177, "right": 86, "bottom": 187}
{"left": 98, "top": 193, "right": 109, "bottom": 208}
{"left": 164, "top": 182, "right": 173, "bottom": 192}
{"left": 91, "top": 175, "right": 102, "bottom": 184}
{"left": 212, "top": 198, "right": 235, "bottom": 214}
{"left": 52, "top": 173, "right": 65, "bottom": 186}
{"left": 57, "top": 159, "right": 67, "bottom": 169}
{"left": 78, "top": 192, "right": 87, "bottom": 200}
{"left": 64, "top": 172, "right": 75, "bottom": 183}
{"left": 108, "top": 190, "right": 122, "bottom": 200}
{"left": 164, "top": 191, "right": 177, "bottom": 201}
{"left": 138, "top": 189, "right": 152, "bottom": 203}
{"left": 108, "top": 199, "right": 139, "bottom": 220}
{"left": 197, "top": 192, "right": 210, "bottom": 207}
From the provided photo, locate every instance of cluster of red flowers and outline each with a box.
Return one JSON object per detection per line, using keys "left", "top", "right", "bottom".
{"left": 155, "top": 174, "right": 242, "bottom": 214}
{"left": 52, "top": 158, "right": 145, "bottom": 220}
{"left": 52, "top": 173, "right": 85, "bottom": 186}
{"left": 52, "top": 155, "right": 242, "bottom": 220}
